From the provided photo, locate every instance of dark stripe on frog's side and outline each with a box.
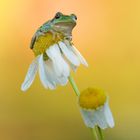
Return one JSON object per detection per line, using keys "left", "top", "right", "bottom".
{"left": 30, "top": 21, "right": 51, "bottom": 49}
{"left": 30, "top": 35, "right": 36, "bottom": 49}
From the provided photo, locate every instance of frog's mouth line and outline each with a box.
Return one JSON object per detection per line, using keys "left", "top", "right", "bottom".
{"left": 54, "top": 22, "right": 76, "bottom": 28}
{"left": 53, "top": 22, "right": 76, "bottom": 35}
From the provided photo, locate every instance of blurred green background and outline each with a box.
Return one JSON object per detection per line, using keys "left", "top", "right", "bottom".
{"left": 0, "top": 0, "right": 140, "bottom": 139}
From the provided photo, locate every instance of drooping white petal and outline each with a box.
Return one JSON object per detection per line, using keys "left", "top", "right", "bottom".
{"left": 61, "top": 54, "right": 78, "bottom": 72}
{"left": 46, "top": 44, "right": 70, "bottom": 78}
{"left": 58, "top": 41, "right": 80, "bottom": 66}
{"left": 57, "top": 76, "right": 68, "bottom": 85}
{"left": 104, "top": 102, "right": 115, "bottom": 128}
{"left": 79, "top": 101, "right": 114, "bottom": 129}
{"left": 71, "top": 45, "right": 88, "bottom": 67}
{"left": 70, "top": 63, "right": 77, "bottom": 72}
{"left": 80, "top": 109, "right": 96, "bottom": 128}
{"left": 80, "top": 108, "right": 108, "bottom": 129}
{"left": 45, "top": 59, "right": 68, "bottom": 86}
{"left": 44, "top": 60, "right": 57, "bottom": 89}
{"left": 64, "top": 40, "right": 88, "bottom": 67}
{"left": 44, "top": 60, "right": 57, "bottom": 84}
{"left": 93, "top": 107, "right": 109, "bottom": 129}
{"left": 38, "top": 54, "right": 56, "bottom": 89}
{"left": 21, "top": 56, "right": 40, "bottom": 91}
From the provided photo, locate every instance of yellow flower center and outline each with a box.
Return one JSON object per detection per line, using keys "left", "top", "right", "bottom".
{"left": 79, "top": 88, "right": 107, "bottom": 109}
{"left": 33, "top": 32, "right": 64, "bottom": 57}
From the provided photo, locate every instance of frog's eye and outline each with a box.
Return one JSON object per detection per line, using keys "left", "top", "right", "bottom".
{"left": 55, "top": 12, "right": 62, "bottom": 19}
{"left": 71, "top": 14, "right": 77, "bottom": 20}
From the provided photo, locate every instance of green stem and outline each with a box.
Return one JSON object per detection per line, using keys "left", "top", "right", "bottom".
{"left": 69, "top": 75, "right": 105, "bottom": 140}
{"left": 68, "top": 75, "right": 80, "bottom": 96}
{"left": 96, "top": 126, "right": 104, "bottom": 140}
{"left": 90, "top": 128, "right": 99, "bottom": 140}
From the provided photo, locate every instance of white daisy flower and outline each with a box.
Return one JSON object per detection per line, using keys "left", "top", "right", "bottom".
{"left": 21, "top": 36, "right": 88, "bottom": 91}
{"left": 79, "top": 88, "right": 114, "bottom": 129}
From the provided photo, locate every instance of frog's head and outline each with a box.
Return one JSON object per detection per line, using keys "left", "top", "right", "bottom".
{"left": 51, "top": 12, "right": 77, "bottom": 37}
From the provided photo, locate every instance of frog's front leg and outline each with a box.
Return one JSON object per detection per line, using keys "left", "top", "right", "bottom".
{"left": 36, "top": 31, "right": 46, "bottom": 39}
{"left": 49, "top": 30, "right": 57, "bottom": 40}
{"left": 64, "top": 35, "right": 72, "bottom": 41}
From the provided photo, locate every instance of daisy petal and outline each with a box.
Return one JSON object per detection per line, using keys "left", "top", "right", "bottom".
{"left": 46, "top": 44, "right": 70, "bottom": 78}
{"left": 80, "top": 109, "right": 96, "bottom": 128}
{"left": 58, "top": 41, "right": 80, "bottom": 66}
{"left": 80, "top": 108, "right": 108, "bottom": 129}
{"left": 21, "top": 56, "right": 40, "bottom": 91}
{"left": 70, "top": 63, "right": 77, "bottom": 72}
{"left": 46, "top": 60, "right": 68, "bottom": 85}
{"left": 104, "top": 102, "right": 115, "bottom": 128}
{"left": 71, "top": 45, "right": 88, "bottom": 67}
{"left": 64, "top": 40, "right": 88, "bottom": 67}
{"left": 38, "top": 54, "right": 56, "bottom": 89}
{"left": 45, "top": 60, "right": 57, "bottom": 84}
{"left": 94, "top": 107, "right": 108, "bottom": 129}
{"left": 44, "top": 60, "right": 57, "bottom": 89}
{"left": 45, "top": 59, "right": 67, "bottom": 87}
{"left": 57, "top": 76, "right": 68, "bottom": 85}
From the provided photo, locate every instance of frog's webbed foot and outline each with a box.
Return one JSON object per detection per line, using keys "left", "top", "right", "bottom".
{"left": 64, "top": 35, "right": 72, "bottom": 41}
{"left": 64, "top": 39, "right": 72, "bottom": 47}
{"left": 63, "top": 36, "right": 73, "bottom": 47}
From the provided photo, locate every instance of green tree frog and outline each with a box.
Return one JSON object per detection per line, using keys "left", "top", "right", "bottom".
{"left": 30, "top": 12, "right": 77, "bottom": 57}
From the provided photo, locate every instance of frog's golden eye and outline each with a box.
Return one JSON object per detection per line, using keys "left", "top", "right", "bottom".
{"left": 55, "top": 12, "right": 62, "bottom": 19}
{"left": 71, "top": 14, "right": 77, "bottom": 20}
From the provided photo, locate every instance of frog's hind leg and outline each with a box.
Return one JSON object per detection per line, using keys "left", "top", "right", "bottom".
{"left": 30, "top": 31, "right": 46, "bottom": 49}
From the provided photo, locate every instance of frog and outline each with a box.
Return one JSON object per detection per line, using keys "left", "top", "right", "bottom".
{"left": 30, "top": 12, "right": 77, "bottom": 58}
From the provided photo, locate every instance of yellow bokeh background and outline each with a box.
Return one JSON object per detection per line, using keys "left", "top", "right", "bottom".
{"left": 0, "top": 0, "right": 140, "bottom": 139}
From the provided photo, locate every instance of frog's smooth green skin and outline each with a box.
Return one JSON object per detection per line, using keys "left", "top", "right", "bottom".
{"left": 30, "top": 12, "right": 77, "bottom": 49}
